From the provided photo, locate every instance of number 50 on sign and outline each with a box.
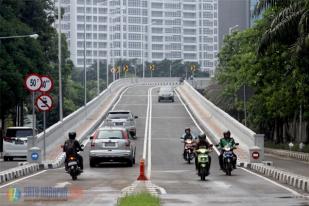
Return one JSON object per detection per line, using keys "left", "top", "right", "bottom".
{"left": 24, "top": 74, "right": 42, "bottom": 92}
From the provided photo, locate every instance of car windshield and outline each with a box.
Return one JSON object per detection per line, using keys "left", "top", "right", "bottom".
{"left": 108, "top": 112, "right": 131, "bottom": 119}
{"left": 160, "top": 87, "right": 173, "bottom": 92}
{"left": 97, "top": 130, "right": 123, "bottom": 139}
{"left": 6, "top": 129, "right": 33, "bottom": 138}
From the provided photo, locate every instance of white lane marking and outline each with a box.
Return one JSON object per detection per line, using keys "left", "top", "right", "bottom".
{"left": 111, "top": 86, "right": 133, "bottom": 111}
{"left": 143, "top": 88, "right": 151, "bottom": 160}
{"left": 0, "top": 170, "right": 47, "bottom": 189}
{"left": 54, "top": 181, "right": 72, "bottom": 188}
{"left": 147, "top": 87, "right": 156, "bottom": 178}
{"left": 175, "top": 90, "right": 220, "bottom": 155}
{"left": 176, "top": 89, "right": 308, "bottom": 198}
{"left": 240, "top": 167, "right": 308, "bottom": 198}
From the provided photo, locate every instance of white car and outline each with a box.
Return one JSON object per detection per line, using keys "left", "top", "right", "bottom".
{"left": 3, "top": 127, "right": 36, "bottom": 161}
{"left": 103, "top": 110, "right": 138, "bottom": 137}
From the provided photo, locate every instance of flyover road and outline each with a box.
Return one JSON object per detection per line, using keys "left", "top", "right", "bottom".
{"left": 0, "top": 85, "right": 308, "bottom": 206}
{"left": 264, "top": 153, "right": 309, "bottom": 178}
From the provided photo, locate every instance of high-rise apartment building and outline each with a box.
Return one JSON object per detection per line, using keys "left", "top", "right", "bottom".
{"left": 55, "top": 0, "right": 218, "bottom": 75}
{"left": 218, "top": 0, "right": 250, "bottom": 49}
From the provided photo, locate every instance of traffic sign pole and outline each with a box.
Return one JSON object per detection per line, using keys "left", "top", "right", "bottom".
{"left": 32, "top": 92, "right": 35, "bottom": 147}
{"left": 43, "top": 111, "right": 46, "bottom": 160}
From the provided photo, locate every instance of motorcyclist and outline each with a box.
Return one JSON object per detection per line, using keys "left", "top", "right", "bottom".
{"left": 183, "top": 128, "right": 193, "bottom": 141}
{"left": 195, "top": 133, "right": 212, "bottom": 170}
{"left": 183, "top": 128, "right": 194, "bottom": 158}
{"left": 218, "top": 130, "right": 237, "bottom": 170}
{"left": 63, "top": 132, "right": 84, "bottom": 171}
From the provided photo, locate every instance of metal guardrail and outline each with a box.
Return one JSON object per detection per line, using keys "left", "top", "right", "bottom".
{"left": 179, "top": 81, "right": 263, "bottom": 160}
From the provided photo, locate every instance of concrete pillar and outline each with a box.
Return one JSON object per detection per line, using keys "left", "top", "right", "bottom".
{"left": 254, "top": 134, "right": 264, "bottom": 160}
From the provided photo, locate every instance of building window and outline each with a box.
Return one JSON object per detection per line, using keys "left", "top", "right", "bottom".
{"left": 152, "top": 44, "right": 163, "bottom": 50}
{"left": 152, "top": 52, "right": 163, "bottom": 59}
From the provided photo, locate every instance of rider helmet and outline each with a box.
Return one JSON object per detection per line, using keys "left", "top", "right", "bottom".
{"left": 185, "top": 128, "right": 191, "bottom": 134}
{"left": 198, "top": 133, "right": 206, "bottom": 141}
{"left": 223, "top": 130, "right": 231, "bottom": 138}
{"left": 69, "top": 132, "right": 76, "bottom": 140}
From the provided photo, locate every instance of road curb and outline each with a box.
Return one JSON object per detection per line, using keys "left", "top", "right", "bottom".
{"left": 0, "top": 164, "right": 40, "bottom": 184}
{"left": 238, "top": 162, "right": 309, "bottom": 193}
{"left": 265, "top": 148, "right": 309, "bottom": 162}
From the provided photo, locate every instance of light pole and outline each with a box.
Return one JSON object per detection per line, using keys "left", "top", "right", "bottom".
{"left": 229, "top": 25, "right": 246, "bottom": 125}
{"left": 84, "top": 0, "right": 87, "bottom": 106}
{"left": 0, "top": 33, "right": 39, "bottom": 153}
{"left": 0, "top": 34, "right": 39, "bottom": 40}
{"left": 229, "top": 25, "right": 239, "bottom": 34}
{"left": 58, "top": 0, "right": 63, "bottom": 122}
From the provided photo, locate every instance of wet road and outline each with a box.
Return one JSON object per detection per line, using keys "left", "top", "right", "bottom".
{"left": 0, "top": 85, "right": 308, "bottom": 206}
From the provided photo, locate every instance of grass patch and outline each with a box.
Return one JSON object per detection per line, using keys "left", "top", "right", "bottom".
{"left": 117, "top": 192, "right": 161, "bottom": 206}
{"left": 265, "top": 141, "right": 309, "bottom": 153}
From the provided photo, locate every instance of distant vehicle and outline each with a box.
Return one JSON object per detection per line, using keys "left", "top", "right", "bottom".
{"left": 158, "top": 86, "right": 175, "bottom": 102}
{"left": 103, "top": 110, "right": 138, "bottom": 137}
{"left": 3, "top": 127, "right": 36, "bottom": 161}
{"left": 89, "top": 127, "right": 136, "bottom": 167}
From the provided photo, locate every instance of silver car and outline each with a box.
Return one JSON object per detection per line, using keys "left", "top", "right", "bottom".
{"left": 3, "top": 127, "right": 36, "bottom": 161}
{"left": 158, "top": 86, "right": 175, "bottom": 102}
{"left": 103, "top": 110, "right": 138, "bottom": 137}
{"left": 89, "top": 127, "right": 136, "bottom": 167}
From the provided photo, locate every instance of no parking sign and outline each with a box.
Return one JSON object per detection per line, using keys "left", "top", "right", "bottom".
{"left": 35, "top": 94, "right": 53, "bottom": 112}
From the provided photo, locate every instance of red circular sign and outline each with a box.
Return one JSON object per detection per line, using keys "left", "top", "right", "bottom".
{"left": 24, "top": 73, "right": 42, "bottom": 92}
{"left": 39, "top": 75, "right": 54, "bottom": 92}
{"left": 35, "top": 94, "right": 53, "bottom": 112}
{"left": 252, "top": 151, "right": 260, "bottom": 160}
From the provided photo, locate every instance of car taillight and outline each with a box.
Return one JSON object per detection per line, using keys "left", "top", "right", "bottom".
{"left": 91, "top": 141, "right": 95, "bottom": 148}
{"left": 125, "top": 140, "right": 130, "bottom": 147}
{"left": 4, "top": 137, "right": 14, "bottom": 142}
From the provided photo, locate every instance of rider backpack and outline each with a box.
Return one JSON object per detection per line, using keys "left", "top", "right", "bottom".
{"left": 65, "top": 140, "right": 76, "bottom": 155}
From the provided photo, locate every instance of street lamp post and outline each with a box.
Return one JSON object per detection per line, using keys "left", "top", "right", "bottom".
{"left": 0, "top": 33, "right": 39, "bottom": 155}
{"left": 84, "top": 0, "right": 87, "bottom": 107}
{"left": 58, "top": 0, "right": 63, "bottom": 122}
{"left": 0, "top": 34, "right": 39, "bottom": 40}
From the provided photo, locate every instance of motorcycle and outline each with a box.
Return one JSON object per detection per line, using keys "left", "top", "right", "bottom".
{"left": 221, "top": 143, "right": 239, "bottom": 176}
{"left": 62, "top": 145, "right": 84, "bottom": 181}
{"left": 196, "top": 146, "right": 212, "bottom": 181}
{"left": 183, "top": 139, "right": 196, "bottom": 164}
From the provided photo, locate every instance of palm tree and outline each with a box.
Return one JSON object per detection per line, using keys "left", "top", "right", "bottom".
{"left": 253, "top": 0, "right": 309, "bottom": 55}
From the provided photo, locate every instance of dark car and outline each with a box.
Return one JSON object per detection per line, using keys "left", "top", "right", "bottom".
{"left": 158, "top": 86, "right": 175, "bottom": 102}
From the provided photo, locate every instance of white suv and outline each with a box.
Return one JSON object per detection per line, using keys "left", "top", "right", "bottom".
{"left": 3, "top": 127, "right": 35, "bottom": 161}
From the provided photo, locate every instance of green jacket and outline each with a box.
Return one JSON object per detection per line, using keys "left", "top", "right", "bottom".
{"left": 218, "top": 137, "right": 236, "bottom": 149}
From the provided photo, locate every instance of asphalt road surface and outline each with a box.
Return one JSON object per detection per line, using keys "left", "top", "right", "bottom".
{"left": 264, "top": 153, "right": 309, "bottom": 178}
{"left": 0, "top": 85, "right": 308, "bottom": 206}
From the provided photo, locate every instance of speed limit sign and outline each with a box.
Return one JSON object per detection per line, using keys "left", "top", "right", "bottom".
{"left": 24, "top": 73, "right": 42, "bottom": 92}
{"left": 39, "top": 75, "right": 54, "bottom": 92}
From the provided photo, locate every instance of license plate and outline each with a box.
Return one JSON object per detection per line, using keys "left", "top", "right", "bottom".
{"left": 68, "top": 161, "right": 77, "bottom": 166}
{"left": 104, "top": 142, "right": 116, "bottom": 147}
{"left": 15, "top": 140, "right": 24, "bottom": 144}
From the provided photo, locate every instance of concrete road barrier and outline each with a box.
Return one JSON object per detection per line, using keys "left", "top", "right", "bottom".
{"left": 239, "top": 162, "right": 309, "bottom": 193}
{"left": 0, "top": 163, "right": 40, "bottom": 184}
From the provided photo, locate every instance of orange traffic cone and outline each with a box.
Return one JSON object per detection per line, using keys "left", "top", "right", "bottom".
{"left": 137, "top": 159, "right": 148, "bottom": 181}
